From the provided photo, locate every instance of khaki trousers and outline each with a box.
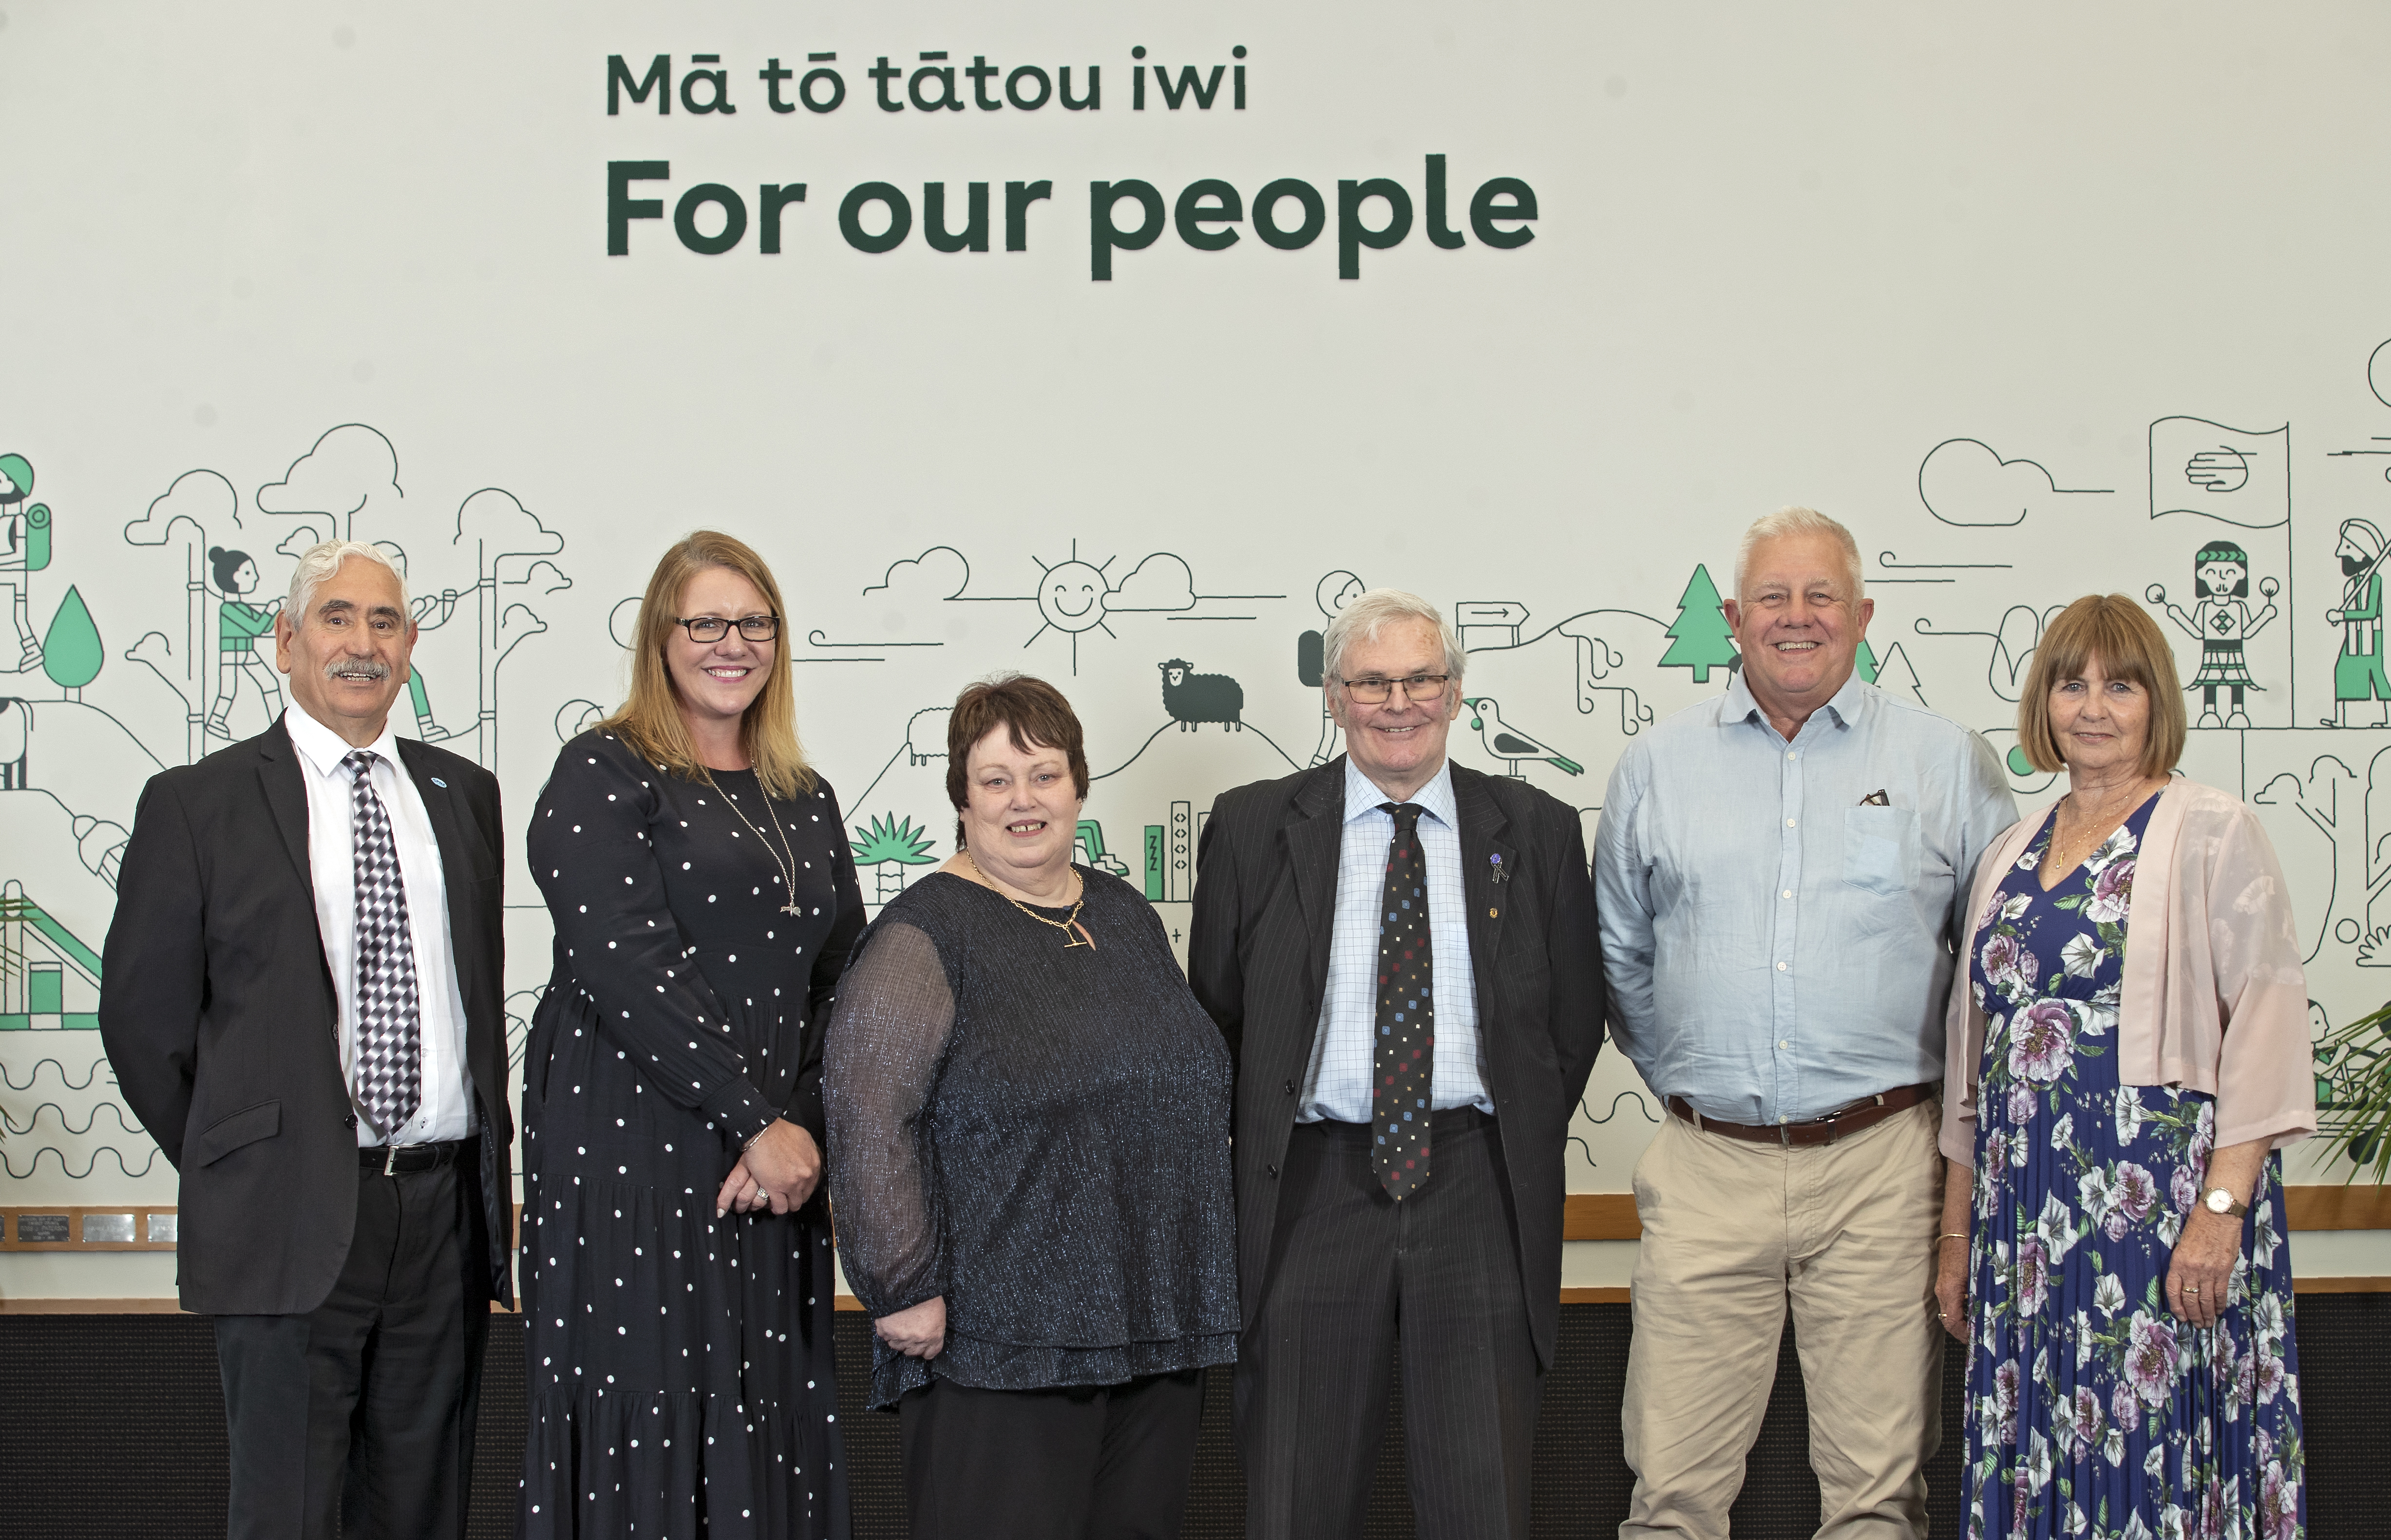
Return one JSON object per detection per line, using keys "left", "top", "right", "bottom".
{"left": 1620, "top": 1099, "right": 1942, "bottom": 1540}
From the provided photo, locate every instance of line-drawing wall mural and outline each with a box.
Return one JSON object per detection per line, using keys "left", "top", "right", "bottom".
{"left": 7, "top": 1, "right": 2390, "bottom": 1300}
{"left": 11, "top": 338, "right": 2391, "bottom": 1211}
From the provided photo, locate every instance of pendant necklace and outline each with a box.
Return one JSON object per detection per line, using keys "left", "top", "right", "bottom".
{"left": 963, "top": 848, "right": 1090, "bottom": 948}
{"left": 2050, "top": 778, "right": 2146, "bottom": 876}
{"left": 701, "top": 766, "right": 805, "bottom": 916}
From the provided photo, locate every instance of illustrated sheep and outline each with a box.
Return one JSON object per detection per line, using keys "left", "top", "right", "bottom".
{"left": 1159, "top": 659, "right": 1243, "bottom": 731}
{"left": 905, "top": 706, "right": 952, "bottom": 765}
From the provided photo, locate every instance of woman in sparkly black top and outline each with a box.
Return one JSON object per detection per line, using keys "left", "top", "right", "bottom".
{"left": 519, "top": 532, "right": 862, "bottom": 1539}
{"left": 825, "top": 674, "right": 1236, "bottom": 1540}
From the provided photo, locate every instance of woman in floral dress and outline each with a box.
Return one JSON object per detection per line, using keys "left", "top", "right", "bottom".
{"left": 1936, "top": 595, "right": 2316, "bottom": 1540}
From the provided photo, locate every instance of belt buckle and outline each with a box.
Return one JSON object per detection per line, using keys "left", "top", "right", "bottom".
{"left": 384, "top": 1144, "right": 399, "bottom": 1177}
{"left": 1811, "top": 1090, "right": 1889, "bottom": 1148}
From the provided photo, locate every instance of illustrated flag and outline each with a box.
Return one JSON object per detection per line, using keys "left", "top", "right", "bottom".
{"left": 2149, "top": 417, "right": 2290, "bottom": 528}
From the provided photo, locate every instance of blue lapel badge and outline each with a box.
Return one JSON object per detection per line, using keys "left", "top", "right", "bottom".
{"left": 431, "top": 777, "right": 448, "bottom": 788}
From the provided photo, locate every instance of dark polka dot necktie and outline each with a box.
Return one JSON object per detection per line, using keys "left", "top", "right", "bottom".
{"left": 1374, "top": 802, "right": 1432, "bottom": 1200}
{"left": 346, "top": 750, "right": 422, "bottom": 1136}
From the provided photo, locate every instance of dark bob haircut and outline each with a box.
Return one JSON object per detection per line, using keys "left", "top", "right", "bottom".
{"left": 946, "top": 673, "right": 1091, "bottom": 848}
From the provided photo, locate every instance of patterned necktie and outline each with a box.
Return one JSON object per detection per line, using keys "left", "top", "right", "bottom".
{"left": 346, "top": 750, "right": 422, "bottom": 1136}
{"left": 1373, "top": 802, "right": 1433, "bottom": 1200}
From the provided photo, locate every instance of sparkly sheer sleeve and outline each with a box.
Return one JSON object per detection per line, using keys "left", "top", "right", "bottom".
{"left": 823, "top": 920, "right": 957, "bottom": 1318}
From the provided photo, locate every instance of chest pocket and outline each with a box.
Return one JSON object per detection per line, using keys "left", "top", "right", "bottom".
{"left": 1843, "top": 805, "right": 1920, "bottom": 895}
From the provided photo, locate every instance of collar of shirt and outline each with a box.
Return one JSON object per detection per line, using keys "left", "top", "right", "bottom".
{"left": 1722, "top": 666, "right": 1870, "bottom": 741}
{"left": 284, "top": 704, "right": 404, "bottom": 783}
{"left": 1342, "top": 755, "right": 1458, "bottom": 831}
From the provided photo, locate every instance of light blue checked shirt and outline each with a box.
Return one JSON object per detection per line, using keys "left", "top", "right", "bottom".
{"left": 1594, "top": 670, "right": 2017, "bottom": 1126}
{"left": 1297, "top": 757, "right": 1491, "bottom": 1124}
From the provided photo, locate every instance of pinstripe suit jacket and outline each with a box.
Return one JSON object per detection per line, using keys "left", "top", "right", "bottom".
{"left": 1188, "top": 756, "right": 1604, "bottom": 1367}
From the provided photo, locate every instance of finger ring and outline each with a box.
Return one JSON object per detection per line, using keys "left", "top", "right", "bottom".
{"left": 2185, "top": 1285, "right": 2200, "bottom": 1296}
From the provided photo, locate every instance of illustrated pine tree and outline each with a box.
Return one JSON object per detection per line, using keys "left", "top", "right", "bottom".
{"left": 1658, "top": 564, "right": 1737, "bottom": 682}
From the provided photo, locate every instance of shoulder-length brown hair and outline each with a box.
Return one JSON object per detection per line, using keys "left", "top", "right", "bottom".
{"left": 2015, "top": 594, "right": 2185, "bottom": 779}
{"left": 598, "top": 530, "right": 816, "bottom": 800}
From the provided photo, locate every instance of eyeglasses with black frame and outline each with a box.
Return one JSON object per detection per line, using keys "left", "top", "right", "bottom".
{"left": 674, "top": 613, "right": 781, "bottom": 643}
{"left": 1337, "top": 673, "right": 1452, "bottom": 705}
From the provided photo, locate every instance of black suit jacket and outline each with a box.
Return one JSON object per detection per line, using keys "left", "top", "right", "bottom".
{"left": 1187, "top": 756, "right": 1604, "bottom": 1368}
{"left": 99, "top": 716, "right": 513, "bottom": 1316}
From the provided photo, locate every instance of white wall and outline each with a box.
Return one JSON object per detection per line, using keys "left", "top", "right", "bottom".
{"left": 2, "top": 0, "right": 2384, "bottom": 1297}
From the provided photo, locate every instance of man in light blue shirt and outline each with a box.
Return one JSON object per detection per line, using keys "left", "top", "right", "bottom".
{"left": 1596, "top": 508, "right": 2015, "bottom": 1540}
{"left": 1298, "top": 756, "right": 1493, "bottom": 1124}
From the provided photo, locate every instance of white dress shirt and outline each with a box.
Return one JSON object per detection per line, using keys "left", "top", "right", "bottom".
{"left": 1297, "top": 757, "right": 1491, "bottom": 1124}
{"left": 284, "top": 706, "right": 477, "bottom": 1146}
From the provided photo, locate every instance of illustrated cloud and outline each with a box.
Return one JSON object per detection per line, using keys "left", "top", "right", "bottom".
{"left": 1917, "top": 438, "right": 2089, "bottom": 527}
{"left": 123, "top": 469, "right": 239, "bottom": 545}
{"left": 1105, "top": 553, "right": 1197, "bottom": 612}
{"left": 863, "top": 546, "right": 971, "bottom": 604}
{"left": 256, "top": 423, "right": 403, "bottom": 529}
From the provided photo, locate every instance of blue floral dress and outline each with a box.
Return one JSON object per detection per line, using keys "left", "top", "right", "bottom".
{"left": 1963, "top": 796, "right": 2304, "bottom": 1540}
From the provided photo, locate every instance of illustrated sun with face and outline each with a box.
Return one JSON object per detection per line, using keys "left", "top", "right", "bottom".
{"left": 1024, "top": 545, "right": 1118, "bottom": 671}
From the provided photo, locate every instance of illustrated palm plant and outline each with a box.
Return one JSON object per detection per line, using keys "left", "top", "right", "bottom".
{"left": 2316, "top": 1001, "right": 2391, "bottom": 1181}
{"left": 852, "top": 813, "right": 937, "bottom": 902}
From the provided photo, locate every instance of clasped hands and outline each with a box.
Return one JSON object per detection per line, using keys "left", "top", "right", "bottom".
{"left": 713, "top": 1118, "right": 821, "bottom": 1218}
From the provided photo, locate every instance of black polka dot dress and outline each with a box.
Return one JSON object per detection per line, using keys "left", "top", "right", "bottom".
{"left": 518, "top": 730, "right": 863, "bottom": 1539}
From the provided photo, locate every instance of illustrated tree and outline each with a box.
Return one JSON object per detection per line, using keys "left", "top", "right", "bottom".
{"left": 1658, "top": 563, "right": 1737, "bottom": 682}
{"left": 1857, "top": 639, "right": 1879, "bottom": 684}
{"left": 40, "top": 586, "right": 102, "bottom": 701}
{"left": 852, "top": 813, "right": 938, "bottom": 903}
{"left": 453, "top": 488, "right": 568, "bottom": 770}
{"left": 1872, "top": 641, "right": 1927, "bottom": 706}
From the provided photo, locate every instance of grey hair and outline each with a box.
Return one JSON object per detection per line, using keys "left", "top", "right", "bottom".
{"left": 1732, "top": 506, "right": 1865, "bottom": 602}
{"left": 1320, "top": 588, "right": 1466, "bottom": 690}
{"left": 286, "top": 539, "right": 409, "bottom": 623}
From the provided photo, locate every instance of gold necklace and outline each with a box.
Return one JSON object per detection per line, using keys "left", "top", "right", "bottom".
{"left": 2049, "top": 779, "right": 2147, "bottom": 874}
{"left": 700, "top": 766, "right": 804, "bottom": 916}
{"left": 962, "top": 849, "right": 1089, "bottom": 948}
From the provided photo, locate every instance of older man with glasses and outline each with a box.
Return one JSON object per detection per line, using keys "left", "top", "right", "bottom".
{"left": 1189, "top": 587, "right": 1605, "bottom": 1540}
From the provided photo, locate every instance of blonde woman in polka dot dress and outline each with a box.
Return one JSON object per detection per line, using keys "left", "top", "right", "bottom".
{"left": 519, "top": 532, "right": 863, "bottom": 1538}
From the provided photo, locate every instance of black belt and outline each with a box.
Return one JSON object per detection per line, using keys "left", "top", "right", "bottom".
{"left": 1296, "top": 1107, "right": 1495, "bottom": 1142}
{"left": 358, "top": 1136, "right": 476, "bottom": 1175}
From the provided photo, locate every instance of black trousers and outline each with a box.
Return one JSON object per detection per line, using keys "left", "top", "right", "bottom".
{"left": 1236, "top": 1109, "right": 1541, "bottom": 1540}
{"left": 897, "top": 1370, "right": 1207, "bottom": 1540}
{"left": 212, "top": 1152, "right": 491, "bottom": 1540}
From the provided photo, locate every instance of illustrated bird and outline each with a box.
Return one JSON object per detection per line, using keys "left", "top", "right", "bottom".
{"left": 1461, "top": 697, "right": 1585, "bottom": 779}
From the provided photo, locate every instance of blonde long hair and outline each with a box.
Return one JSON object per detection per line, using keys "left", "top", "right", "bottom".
{"left": 599, "top": 531, "right": 816, "bottom": 800}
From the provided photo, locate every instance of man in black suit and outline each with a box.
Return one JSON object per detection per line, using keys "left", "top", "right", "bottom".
{"left": 100, "top": 540, "right": 511, "bottom": 1540}
{"left": 1189, "top": 588, "right": 1604, "bottom": 1539}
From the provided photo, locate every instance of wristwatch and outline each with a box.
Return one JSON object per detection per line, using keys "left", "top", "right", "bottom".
{"left": 2201, "top": 1187, "right": 2248, "bottom": 1218}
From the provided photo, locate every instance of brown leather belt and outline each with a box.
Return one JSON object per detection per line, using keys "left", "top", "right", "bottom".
{"left": 1666, "top": 1084, "right": 1936, "bottom": 1147}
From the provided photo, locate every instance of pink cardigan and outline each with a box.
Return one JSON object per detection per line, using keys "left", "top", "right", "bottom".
{"left": 1941, "top": 778, "right": 2317, "bottom": 1164}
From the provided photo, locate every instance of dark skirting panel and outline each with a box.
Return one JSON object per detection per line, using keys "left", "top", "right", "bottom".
{"left": 0, "top": 1296, "right": 2379, "bottom": 1537}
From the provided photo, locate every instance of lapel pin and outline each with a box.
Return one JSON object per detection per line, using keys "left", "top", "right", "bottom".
{"left": 1488, "top": 853, "right": 1509, "bottom": 885}
{"left": 431, "top": 777, "right": 448, "bottom": 788}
